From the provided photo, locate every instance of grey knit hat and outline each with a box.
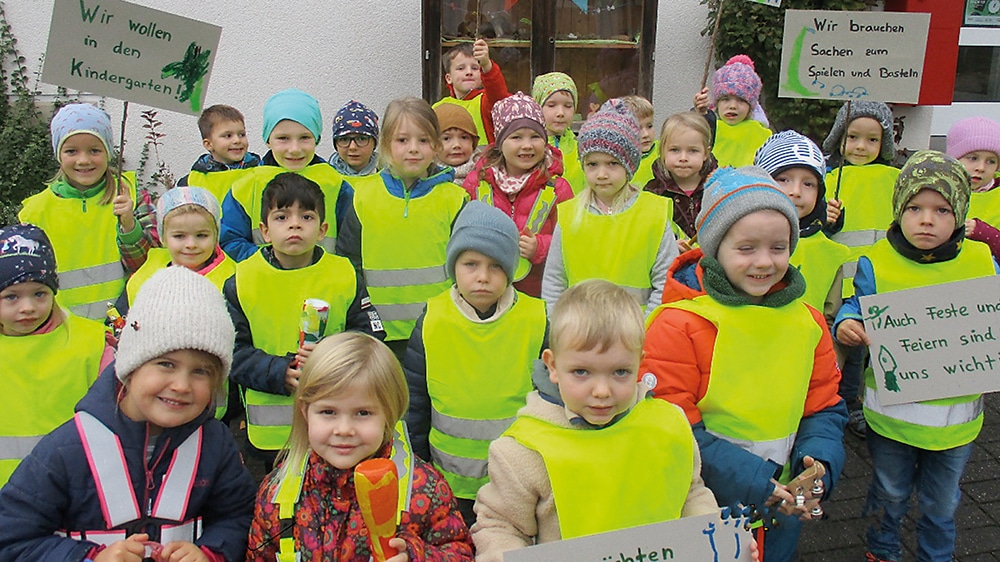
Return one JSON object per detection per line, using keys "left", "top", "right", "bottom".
{"left": 116, "top": 266, "right": 235, "bottom": 382}
{"left": 822, "top": 101, "right": 895, "bottom": 162}
{"left": 696, "top": 166, "right": 800, "bottom": 259}
{"left": 577, "top": 98, "right": 643, "bottom": 180}
{"left": 446, "top": 201, "right": 520, "bottom": 283}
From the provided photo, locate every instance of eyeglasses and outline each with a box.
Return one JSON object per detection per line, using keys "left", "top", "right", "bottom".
{"left": 335, "top": 134, "right": 373, "bottom": 148}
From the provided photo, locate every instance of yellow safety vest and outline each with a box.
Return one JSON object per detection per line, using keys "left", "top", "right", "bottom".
{"left": 185, "top": 168, "right": 255, "bottom": 205}
{"left": 352, "top": 174, "right": 468, "bottom": 342}
{"left": 861, "top": 239, "right": 995, "bottom": 450}
{"left": 712, "top": 120, "right": 771, "bottom": 168}
{"left": 475, "top": 181, "right": 558, "bottom": 282}
{"left": 505, "top": 398, "right": 694, "bottom": 539}
{"left": 551, "top": 130, "right": 585, "bottom": 195}
{"left": 792, "top": 233, "right": 852, "bottom": 312}
{"left": 423, "top": 290, "right": 545, "bottom": 499}
{"left": 230, "top": 164, "right": 346, "bottom": 254}
{"left": 235, "top": 250, "right": 356, "bottom": 450}
{"left": 559, "top": 192, "right": 671, "bottom": 309}
{"left": 19, "top": 174, "right": 138, "bottom": 320}
{"left": 432, "top": 96, "right": 488, "bottom": 147}
{"left": 652, "top": 295, "right": 819, "bottom": 476}
{"left": 632, "top": 142, "right": 659, "bottom": 189}
{"left": 0, "top": 312, "right": 106, "bottom": 486}
{"left": 970, "top": 188, "right": 1000, "bottom": 230}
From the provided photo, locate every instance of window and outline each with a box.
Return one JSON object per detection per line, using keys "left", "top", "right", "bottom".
{"left": 953, "top": 27, "right": 1000, "bottom": 102}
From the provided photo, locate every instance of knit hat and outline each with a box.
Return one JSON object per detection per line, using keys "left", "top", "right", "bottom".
{"left": 577, "top": 98, "right": 642, "bottom": 179}
{"left": 331, "top": 100, "right": 379, "bottom": 145}
{"left": 0, "top": 224, "right": 58, "bottom": 294}
{"left": 822, "top": 101, "right": 895, "bottom": 162}
{"left": 531, "top": 72, "right": 579, "bottom": 108}
{"left": 434, "top": 103, "right": 479, "bottom": 144}
{"left": 445, "top": 201, "right": 520, "bottom": 283}
{"left": 696, "top": 166, "right": 800, "bottom": 259}
{"left": 115, "top": 266, "right": 235, "bottom": 382}
{"left": 892, "top": 150, "right": 970, "bottom": 226}
{"left": 945, "top": 116, "right": 1000, "bottom": 161}
{"left": 492, "top": 92, "right": 547, "bottom": 147}
{"left": 155, "top": 186, "right": 222, "bottom": 239}
{"left": 711, "top": 55, "right": 762, "bottom": 109}
{"left": 754, "top": 131, "right": 827, "bottom": 193}
{"left": 262, "top": 88, "right": 323, "bottom": 144}
{"left": 50, "top": 103, "right": 114, "bottom": 157}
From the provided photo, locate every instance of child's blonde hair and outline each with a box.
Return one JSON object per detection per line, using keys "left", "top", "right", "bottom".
{"left": 620, "top": 95, "right": 654, "bottom": 121}
{"left": 276, "top": 332, "right": 409, "bottom": 481}
{"left": 659, "top": 112, "right": 712, "bottom": 156}
{"left": 379, "top": 97, "right": 442, "bottom": 170}
{"left": 550, "top": 279, "right": 645, "bottom": 354}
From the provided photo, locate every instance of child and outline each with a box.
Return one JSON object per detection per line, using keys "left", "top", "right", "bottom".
{"left": 403, "top": 202, "right": 548, "bottom": 525}
{"left": 833, "top": 151, "right": 996, "bottom": 562}
{"left": 644, "top": 111, "right": 719, "bottom": 249}
{"left": 432, "top": 39, "right": 510, "bottom": 146}
{"left": 220, "top": 88, "right": 353, "bottom": 262}
{"left": 642, "top": 166, "right": 847, "bottom": 561}
{"left": 177, "top": 104, "right": 262, "bottom": 202}
{"left": 336, "top": 97, "right": 469, "bottom": 357}
{"left": 18, "top": 103, "right": 158, "bottom": 320}
{"left": 226, "top": 173, "right": 385, "bottom": 460}
{"left": 695, "top": 55, "right": 771, "bottom": 168}
{"left": 434, "top": 103, "right": 482, "bottom": 185}
{"left": 0, "top": 224, "right": 113, "bottom": 488}
{"left": 946, "top": 116, "right": 1000, "bottom": 261}
{"left": 246, "top": 332, "right": 474, "bottom": 561}
{"left": 0, "top": 266, "right": 256, "bottom": 561}
{"left": 532, "top": 72, "right": 585, "bottom": 193}
{"left": 541, "top": 99, "right": 678, "bottom": 313}
{"left": 329, "top": 100, "right": 380, "bottom": 177}
{"left": 472, "top": 280, "right": 718, "bottom": 560}
{"left": 621, "top": 94, "right": 659, "bottom": 188}
{"left": 462, "top": 92, "right": 574, "bottom": 297}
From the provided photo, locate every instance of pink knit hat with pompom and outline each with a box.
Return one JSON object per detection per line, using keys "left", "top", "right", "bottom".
{"left": 712, "top": 55, "right": 762, "bottom": 109}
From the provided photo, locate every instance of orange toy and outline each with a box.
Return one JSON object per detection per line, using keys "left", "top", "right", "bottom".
{"left": 355, "top": 458, "right": 399, "bottom": 561}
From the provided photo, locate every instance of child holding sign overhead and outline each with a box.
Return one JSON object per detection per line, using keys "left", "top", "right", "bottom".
{"left": 833, "top": 151, "right": 997, "bottom": 562}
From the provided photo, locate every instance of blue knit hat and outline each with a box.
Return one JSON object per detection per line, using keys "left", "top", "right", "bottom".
{"left": 754, "top": 131, "right": 827, "bottom": 194}
{"left": 155, "top": 186, "right": 222, "bottom": 239}
{"left": 50, "top": 103, "right": 114, "bottom": 157}
{"left": 0, "top": 224, "right": 59, "bottom": 294}
{"left": 577, "top": 99, "right": 642, "bottom": 179}
{"left": 446, "top": 201, "right": 520, "bottom": 283}
{"left": 262, "top": 88, "right": 323, "bottom": 144}
{"left": 332, "top": 100, "right": 379, "bottom": 145}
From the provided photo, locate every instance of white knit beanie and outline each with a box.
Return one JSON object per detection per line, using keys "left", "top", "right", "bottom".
{"left": 115, "top": 266, "right": 235, "bottom": 382}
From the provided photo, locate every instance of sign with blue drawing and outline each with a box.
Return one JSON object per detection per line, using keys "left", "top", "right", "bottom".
{"left": 860, "top": 276, "right": 1000, "bottom": 407}
{"left": 778, "top": 10, "right": 930, "bottom": 104}
{"left": 42, "top": 0, "right": 221, "bottom": 115}
{"left": 503, "top": 511, "right": 753, "bottom": 562}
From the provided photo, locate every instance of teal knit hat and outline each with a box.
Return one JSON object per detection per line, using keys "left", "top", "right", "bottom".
{"left": 262, "top": 88, "right": 323, "bottom": 144}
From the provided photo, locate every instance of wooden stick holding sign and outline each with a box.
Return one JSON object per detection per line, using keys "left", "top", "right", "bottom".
{"left": 701, "top": 0, "right": 725, "bottom": 89}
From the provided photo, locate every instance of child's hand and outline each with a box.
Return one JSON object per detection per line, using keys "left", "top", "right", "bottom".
{"left": 965, "top": 218, "right": 978, "bottom": 237}
{"left": 749, "top": 535, "right": 760, "bottom": 562}
{"left": 519, "top": 230, "right": 538, "bottom": 260}
{"left": 113, "top": 180, "right": 136, "bottom": 233}
{"left": 826, "top": 199, "right": 842, "bottom": 226}
{"left": 160, "top": 541, "right": 209, "bottom": 562}
{"left": 836, "top": 319, "right": 870, "bottom": 347}
{"left": 93, "top": 533, "right": 148, "bottom": 562}
{"left": 677, "top": 238, "right": 693, "bottom": 253}
{"left": 472, "top": 39, "right": 492, "bottom": 73}
{"left": 383, "top": 537, "right": 410, "bottom": 562}
{"left": 693, "top": 88, "right": 710, "bottom": 114}
{"left": 295, "top": 342, "right": 317, "bottom": 368}
{"left": 285, "top": 361, "right": 302, "bottom": 392}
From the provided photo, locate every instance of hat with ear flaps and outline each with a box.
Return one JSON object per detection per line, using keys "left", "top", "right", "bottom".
{"left": 822, "top": 100, "right": 895, "bottom": 162}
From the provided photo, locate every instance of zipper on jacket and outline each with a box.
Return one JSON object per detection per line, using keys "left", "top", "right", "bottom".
{"left": 142, "top": 426, "right": 171, "bottom": 517}
{"left": 82, "top": 199, "right": 87, "bottom": 213}
{"left": 403, "top": 186, "right": 411, "bottom": 218}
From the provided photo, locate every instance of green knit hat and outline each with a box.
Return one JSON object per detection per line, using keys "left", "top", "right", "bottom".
{"left": 892, "top": 150, "right": 971, "bottom": 226}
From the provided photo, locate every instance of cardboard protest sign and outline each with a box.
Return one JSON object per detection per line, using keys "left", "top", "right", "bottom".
{"left": 42, "top": 0, "right": 221, "bottom": 115}
{"left": 504, "top": 511, "right": 753, "bottom": 562}
{"left": 860, "top": 276, "right": 1000, "bottom": 406}
{"left": 778, "top": 10, "right": 930, "bottom": 104}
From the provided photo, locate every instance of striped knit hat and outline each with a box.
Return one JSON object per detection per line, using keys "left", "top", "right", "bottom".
{"left": 492, "top": 92, "right": 547, "bottom": 147}
{"left": 754, "top": 131, "right": 826, "bottom": 192}
{"left": 577, "top": 99, "right": 642, "bottom": 179}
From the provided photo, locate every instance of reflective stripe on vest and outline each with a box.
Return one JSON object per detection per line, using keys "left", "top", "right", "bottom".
{"left": 865, "top": 387, "right": 983, "bottom": 429}
{"left": 236, "top": 250, "right": 356, "bottom": 450}
{"left": 352, "top": 174, "right": 467, "bottom": 341}
{"left": 433, "top": 96, "right": 488, "bottom": 146}
{"left": 431, "top": 408, "right": 516, "bottom": 441}
{"left": 476, "top": 181, "right": 558, "bottom": 282}
{"left": 705, "top": 429, "right": 798, "bottom": 468}
{"left": 712, "top": 119, "right": 771, "bottom": 168}
{"left": 791, "top": 234, "right": 852, "bottom": 312}
{"left": 505, "top": 398, "right": 694, "bottom": 539}
{"left": 832, "top": 229, "right": 886, "bottom": 248}
{"left": 0, "top": 435, "right": 43, "bottom": 461}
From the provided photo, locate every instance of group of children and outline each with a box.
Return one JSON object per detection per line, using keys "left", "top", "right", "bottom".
{"left": 2, "top": 37, "right": 1000, "bottom": 562}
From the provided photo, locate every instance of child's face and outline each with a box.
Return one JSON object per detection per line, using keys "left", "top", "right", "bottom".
{"left": 388, "top": 116, "right": 437, "bottom": 186}
{"left": 543, "top": 339, "right": 639, "bottom": 426}
{"left": 454, "top": 250, "right": 508, "bottom": 314}
{"left": 203, "top": 119, "right": 248, "bottom": 165}
{"left": 960, "top": 151, "right": 999, "bottom": 191}
{"left": 163, "top": 210, "right": 217, "bottom": 271}
{"left": 267, "top": 120, "right": 317, "bottom": 171}
{"left": 445, "top": 53, "right": 483, "bottom": 99}
{"left": 541, "top": 91, "right": 576, "bottom": 137}
{"left": 716, "top": 210, "right": 791, "bottom": 304}
{"left": 843, "top": 117, "right": 883, "bottom": 166}
{"left": 899, "top": 189, "right": 956, "bottom": 250}
{"left": 773, "top": 168, "right": 820, "bottom": 219}
{"left": 716, "top": 96, "right": 751, "bottom": 126}
{"left": 335, "top": 134, "right": 376, "bottom": 172}
{"left": 119, "top": 349, "right": 218, "bottom": 433}
{"left": 302, "top": 384, "right": 387, "bottom": 470}
{"left": 0, "top": 281, "right": 54, "bottom": 336}
{"left": 59, "top": 133, "right": 108, "bottom": 190}
{"left": 439, "top": 128, "right": 476, "bottom": 167}
{"left": 662, "top": 127, "right": 708, "bottom": 183}
{"left": 638, "top": 116, "right": 656, "bottom": 153}
{"left": 260, "top": 203, "right": 328, "bottom": 269}
{"left": 584, "top": 152, "right": 629, "bottom": 205}
{"left": 501, "top": 127, "right": 547, "bottom": 176}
